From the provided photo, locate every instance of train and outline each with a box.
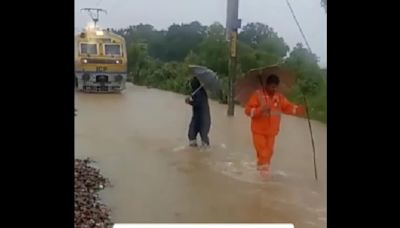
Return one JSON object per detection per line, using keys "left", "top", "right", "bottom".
{"left": 75, "top": 25, "right": 128, "bottom": 93}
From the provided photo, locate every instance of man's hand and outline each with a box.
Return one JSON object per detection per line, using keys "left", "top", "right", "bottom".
{"left": 297, "top": 105, "right": 306, "bottom": 116}
{"left": 261, "top": 105, "right": 271, "bottom": 116}
{"left": 185, "top": 97, "right": 192, "bottom": 104}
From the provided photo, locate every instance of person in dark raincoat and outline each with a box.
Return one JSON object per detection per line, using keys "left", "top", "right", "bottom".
{"left": 185, "top": 77, "right": 211, "bottom": 147}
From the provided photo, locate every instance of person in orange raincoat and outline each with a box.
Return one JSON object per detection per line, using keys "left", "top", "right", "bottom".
{"left": 245, "top": 74, "right": 305, "bottom": 176}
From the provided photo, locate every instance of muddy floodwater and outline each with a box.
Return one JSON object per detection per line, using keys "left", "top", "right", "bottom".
{"left": 75, "top": 83, "right": 326, "bottom": 227}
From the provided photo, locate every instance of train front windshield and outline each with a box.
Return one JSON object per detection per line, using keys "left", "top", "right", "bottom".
{"left": 104, "top": 44, "right": 121, "bottom": 56}
{"left": 80, "top": 43, "right": 97, "bottom": 55}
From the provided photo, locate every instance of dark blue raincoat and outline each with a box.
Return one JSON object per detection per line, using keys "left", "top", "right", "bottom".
{"left": 187, "top": 78, "right": 211, "bottom": 146}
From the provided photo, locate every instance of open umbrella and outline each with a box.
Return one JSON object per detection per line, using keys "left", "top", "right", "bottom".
{"left": 234, "top": 64, "right": 296, "bottom": 106}
{"left": 234, "top": 64, "right": 318, "bottom": 181}
{"left": 188, "top": 65, "right": 221, "bottom": 96}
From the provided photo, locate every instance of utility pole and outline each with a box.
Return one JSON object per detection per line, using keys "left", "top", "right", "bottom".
{"left": 226, "top": 0, "right": 241, "bottom": 116}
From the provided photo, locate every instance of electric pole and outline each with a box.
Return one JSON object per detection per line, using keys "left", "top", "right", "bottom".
{"left": 81, "top": 8, "right": 107, "bottom": 27}
{"left": 226, "top": 0, "right": 241, "bottom": 116}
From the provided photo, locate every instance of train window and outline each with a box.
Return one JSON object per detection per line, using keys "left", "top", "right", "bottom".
{"left": 80, "top": 43, "right": 97, "bottom": 55}
{"left": 104, "top": 44, "right": 121, "bottom": 56}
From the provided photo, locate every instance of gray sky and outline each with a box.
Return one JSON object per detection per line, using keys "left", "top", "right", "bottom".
{"left": 75, "top": 0, "right": 326, "bottom": 67}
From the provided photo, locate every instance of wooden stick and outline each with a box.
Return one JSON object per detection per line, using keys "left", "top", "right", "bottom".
{"left": 302, "top": 94, "right": 318, "bottom": 181}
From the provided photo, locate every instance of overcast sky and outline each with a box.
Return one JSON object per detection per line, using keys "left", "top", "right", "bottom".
{"left": 75, "top": 0, "right": 326, "bottom": 67}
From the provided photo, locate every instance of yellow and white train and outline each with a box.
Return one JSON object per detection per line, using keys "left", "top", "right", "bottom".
{"left": 75, "top": 26, "right": 128, "bottom": 93}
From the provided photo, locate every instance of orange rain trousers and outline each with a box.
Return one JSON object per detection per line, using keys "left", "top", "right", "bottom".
{"left": 252, "top": 133, "right": 276, "bottom": 167}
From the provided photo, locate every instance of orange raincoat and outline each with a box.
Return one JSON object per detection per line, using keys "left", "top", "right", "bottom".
{"left": 245, "top": 89, "right": 304, "bottom": 168}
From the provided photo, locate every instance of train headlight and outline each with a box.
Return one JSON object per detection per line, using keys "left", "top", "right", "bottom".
{"left": 116, "top": 60, "right": 120, "bottom": 64}
{"left": 115, "top": 75, "right": 123, "bottom": 82}
{"left": 83, "top": 59, "right": 88, "bottom": 64}
{"left": 82, "top": 73, "right": 90, "bottom": 82}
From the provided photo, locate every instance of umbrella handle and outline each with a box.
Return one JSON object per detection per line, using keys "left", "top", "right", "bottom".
{"left": 256, "top": 75, "right": 268, "bottom": 102}
{"left": 191, "top": 85, "right": 203, "bottom": 97}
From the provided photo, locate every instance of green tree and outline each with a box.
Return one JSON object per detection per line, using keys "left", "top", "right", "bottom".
{"left": 114, "top": 25, "right": 167, "bottom": 60}
{"left": 127, "top": 42, "right": 151, "bottom": 83}
{"left": 163, "top": 21, "right": 207, "bottom": 61}
{"left": 237, "top": 41, "right": 282, "bottom": 74}
{"left": 284, "top": 43, "right": 326, "bottom": 122}
{"left": 195, "top": 22, "right": 229, "bottom": 75}
{"left": 238, "top": 22, "right": 289, "bottom": 58}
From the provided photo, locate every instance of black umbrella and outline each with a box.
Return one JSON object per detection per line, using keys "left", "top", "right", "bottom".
{"left": 188, "top": 65, "right": 221, "bottom": 95}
